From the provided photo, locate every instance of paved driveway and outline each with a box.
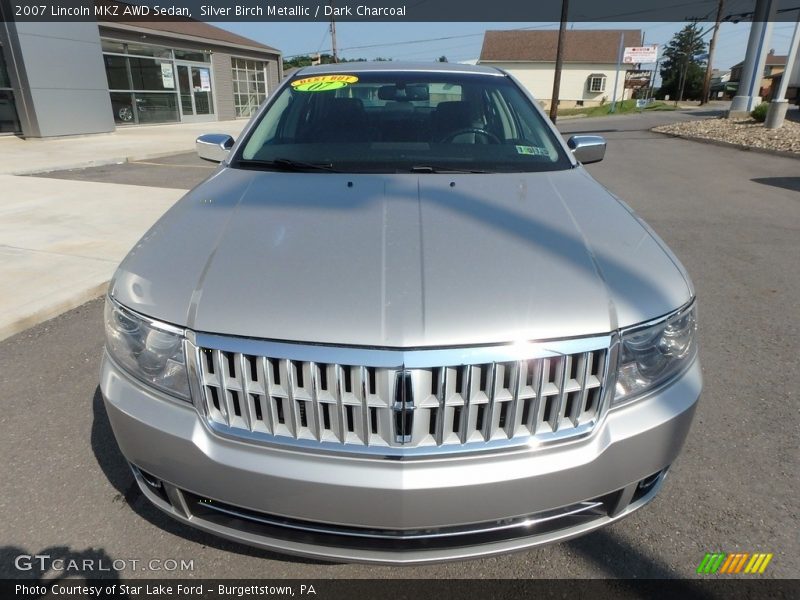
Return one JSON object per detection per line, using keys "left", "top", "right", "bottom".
{"left": 1, "top": 110, "right": 797, "bottom": 580}
{"left": 29, "top": 152, "right": 217, "bottom": 190}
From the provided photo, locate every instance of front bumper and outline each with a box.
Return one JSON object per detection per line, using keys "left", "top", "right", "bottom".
{"left": 100, "top": 352, "right": 701, "bottom": 564}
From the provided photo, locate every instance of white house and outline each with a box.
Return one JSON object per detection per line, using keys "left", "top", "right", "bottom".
{"left": 478, "top": 29, "right": 642, "bottom": 109}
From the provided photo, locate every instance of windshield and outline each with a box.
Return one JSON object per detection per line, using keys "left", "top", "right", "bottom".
{"left": 236, "top": 70, "right": 572, "bottom": 173}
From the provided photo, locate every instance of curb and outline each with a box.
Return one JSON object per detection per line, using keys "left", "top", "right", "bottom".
{"left": 0, "top": 280, "right": 109, "bottom": 343}
{"left": 651, "top": 129, "right": 800, "bottom": 160}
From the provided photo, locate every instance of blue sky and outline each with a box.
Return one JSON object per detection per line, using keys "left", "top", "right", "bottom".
{"left": 220, "top": 20, "right": 798, "bottom": 72}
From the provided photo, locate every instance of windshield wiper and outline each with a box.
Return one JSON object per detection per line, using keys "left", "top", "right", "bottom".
{"left": 409, "top": 165, "right": 489, "bottom": 174}
{"left": 238, "top": 158, "right": 340, "bottom": 172}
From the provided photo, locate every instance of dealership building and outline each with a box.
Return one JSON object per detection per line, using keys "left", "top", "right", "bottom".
{"left": 0, "top": 8, "right": 282, "bottom": 137}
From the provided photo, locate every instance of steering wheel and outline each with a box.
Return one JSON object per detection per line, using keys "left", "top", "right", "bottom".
{"left": 440, "top": 128, "right": 501, "bottom": 144}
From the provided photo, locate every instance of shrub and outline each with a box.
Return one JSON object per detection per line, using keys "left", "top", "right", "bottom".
{"left": 751, "top": 102, "right": 769, "bottom": 122}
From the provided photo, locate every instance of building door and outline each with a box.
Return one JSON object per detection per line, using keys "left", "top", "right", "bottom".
{"left": 176, "top": 63, "right": 215, "bottom": 122}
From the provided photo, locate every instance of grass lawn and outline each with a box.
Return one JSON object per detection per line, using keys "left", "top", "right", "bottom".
{"left": 557, "top": 99, "right": 678, "bottom": 117}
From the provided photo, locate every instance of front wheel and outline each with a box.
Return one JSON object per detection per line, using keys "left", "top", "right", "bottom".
{"left": 118, "top": 106, "right": 133, "bottom": 122}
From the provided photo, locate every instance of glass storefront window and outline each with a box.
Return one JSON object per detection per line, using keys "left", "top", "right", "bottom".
{"left": 174, "top": 49, "right": 211, "bottom": 62}
{"left": 109, "top": 92, "right": 179, "bottom": 125}
{"left": 102, "top": 38, "right": 216, "bottom": 124}
{"left": 134, "top": 92, "right": 179, "bottom": 124}
{"left": 129, "top": 57, "right": 176, "bottom": 92}
{"left": 125, "top": 42, "right": 172, "bottom": 59}
{"left": 0, "top": 90, "right": 20, "bottom": 133}
{"left": 0, "top": 50, "right": 11, "bottom": 88}
{"left": 101, "top": 39, "right": 125, "bottom": 54}
{"left": 232, "top": 57, "right": 267, "bottom": 117}
{"left": 104, "top": 54, "right": 129, "bottom": 90}
{"left": 110, "top": 92, "right": 135, "bottom": 124}
{"left": 0, "top": 46, "right": 21, "bottom": 133}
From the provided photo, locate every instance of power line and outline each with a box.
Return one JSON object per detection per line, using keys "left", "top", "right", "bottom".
{"left": 314, "top": 24, "right": 329, "bottom": 54}
{"left": 573, "top": 0, "right": 719, "bottom": 21}
{"left": 282, "top": 22, "right": 560, "bottom": 59}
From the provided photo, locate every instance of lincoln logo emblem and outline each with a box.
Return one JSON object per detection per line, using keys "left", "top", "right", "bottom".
{"left": 393, "top": 370, "right": 415, "bottom": 443}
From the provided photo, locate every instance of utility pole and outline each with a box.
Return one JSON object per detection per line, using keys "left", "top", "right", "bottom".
{"left": 609, "top": 31, "right": 625, "bottom": 113}
{"left": 638, "top": 32, "right": 645, "bottom": 100}
{"left": 329, "top": 1, "right": 338, "bottom": 63}
{"left": 701, "top": 0, "right": 725, "bottom": 104}
{"left": 549, "top": 0, "right": 569, "bottom": 123}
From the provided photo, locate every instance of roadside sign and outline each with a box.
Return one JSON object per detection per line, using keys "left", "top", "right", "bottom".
{"left": 625, "top": 70, "right": 652, "bottom": 89}
{"left": 623, "top": 45, "right": 658, "bottom": 64}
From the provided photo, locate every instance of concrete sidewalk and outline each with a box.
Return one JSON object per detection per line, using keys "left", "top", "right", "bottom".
{"left": 0, "top": 119, "right": 247, "bottom": 341}
{"left": 0, "top": 119, "right": 246, "bottom": 175}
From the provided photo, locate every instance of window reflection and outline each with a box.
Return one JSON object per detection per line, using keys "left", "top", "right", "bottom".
{"left": 102, "top": 39, "right": 193, "bottom": 124}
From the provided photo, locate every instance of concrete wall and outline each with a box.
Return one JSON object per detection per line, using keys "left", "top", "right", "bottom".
{"left": 1, "top": 21, "right": 114, "bottom": 137}
{"left": 267, "top": 60, "right": 280, "bottom": 96}
{"left": 211, "top": 52, "right": 236, "bottom": 120}
{"left": 482, "top": 61, "right": 633, "bottom": 108}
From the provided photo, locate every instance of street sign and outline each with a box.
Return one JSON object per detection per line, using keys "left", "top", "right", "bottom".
{"left": 623, "top": 45, "right": 659, "bottom": 64}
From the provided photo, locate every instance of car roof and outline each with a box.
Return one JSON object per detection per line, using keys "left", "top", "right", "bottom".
{"left": 294, "top": 61, "right": 505, "bottom": 77}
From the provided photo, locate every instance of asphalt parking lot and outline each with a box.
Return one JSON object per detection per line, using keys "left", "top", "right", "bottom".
{"left": 30, "top": 152, "right": 217, "bottom": 190}
{"left": 1, "top": 110, "right": 798, "bottom": 580}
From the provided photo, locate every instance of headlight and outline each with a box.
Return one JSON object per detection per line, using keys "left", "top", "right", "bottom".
{"left": 613, "top": 302, "right": 697, "bottom": 406}
{"left": 104, "top": 297, "right": 190, "bottom": 401}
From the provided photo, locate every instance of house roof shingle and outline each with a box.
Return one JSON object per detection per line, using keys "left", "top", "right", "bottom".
{"left": 731, "top": 53, "right": 787, "bottom": 69}
{"left": 96, "top": 1, "right": 279, "bottom": 54}
{"left": 479, "top": 29, "right": 642, "bottom": 64}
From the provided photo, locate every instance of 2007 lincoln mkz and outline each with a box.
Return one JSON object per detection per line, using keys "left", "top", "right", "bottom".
{"left": 100, "top": 63, "right": 701, "bottom": 564}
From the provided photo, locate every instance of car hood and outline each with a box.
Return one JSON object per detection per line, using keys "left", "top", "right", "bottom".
{"left": 111, "top": 167, "right": 692, "bottom": 347}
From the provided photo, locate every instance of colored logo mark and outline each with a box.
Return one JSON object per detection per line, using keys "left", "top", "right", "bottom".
{"left": 291, "top": 75, "right": 359, "bottom": 92}
{"left": 697, "top": 552, "right": 773, "bottom": 574}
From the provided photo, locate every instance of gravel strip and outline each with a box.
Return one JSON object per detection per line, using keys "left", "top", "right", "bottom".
{"left": 653, "top": 116, "right": 800, "bottom": 155}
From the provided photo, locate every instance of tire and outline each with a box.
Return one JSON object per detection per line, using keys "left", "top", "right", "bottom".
{"left": 118, "top": 106, "right": 133, "bottom": 122}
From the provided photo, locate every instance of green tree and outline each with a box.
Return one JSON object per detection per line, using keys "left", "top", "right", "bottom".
{"left": 283, "top": 54, "right": 392, "bottom": 70}
{"left": 282, "top": 54, "right": 335, "bottom": 70}
{"left": 658, "top": 23, "right": 707, "bottom": 101}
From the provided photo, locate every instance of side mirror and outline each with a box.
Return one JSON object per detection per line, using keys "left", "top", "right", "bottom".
{"left": 567, "top": 135, "right": 606, "bottom": 164}
{"left": 196, "top": 134, "right": 234, "bottom": 162}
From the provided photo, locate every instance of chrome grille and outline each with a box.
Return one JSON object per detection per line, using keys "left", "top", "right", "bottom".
{"left": 190, "top": 335, "right": 610, "bottom": 454}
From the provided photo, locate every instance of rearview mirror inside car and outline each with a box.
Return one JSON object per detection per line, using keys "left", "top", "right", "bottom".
{"left": 378, "top": 84, "right": 430, "bottom": 102}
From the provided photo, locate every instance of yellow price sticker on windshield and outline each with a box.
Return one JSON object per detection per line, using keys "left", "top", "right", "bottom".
{"left": 291, "top": 75, "right": 359, "bottom": 92}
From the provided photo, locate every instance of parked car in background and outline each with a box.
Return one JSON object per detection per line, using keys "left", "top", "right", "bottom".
{"left": 100, "top": 63, "right": 701, "bottom": 564}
